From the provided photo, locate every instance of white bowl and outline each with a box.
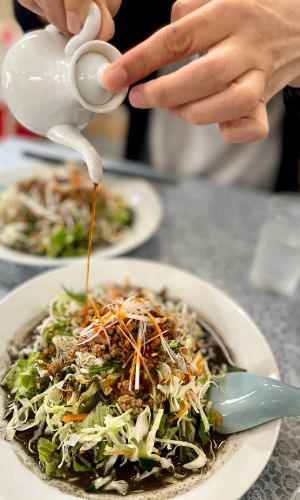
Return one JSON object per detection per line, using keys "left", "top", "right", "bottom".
{"left": 0, "top": 259, "right": 280, "bottom": 500}
{"left": 0, "top": 166, "right": 163, "bottom": 267}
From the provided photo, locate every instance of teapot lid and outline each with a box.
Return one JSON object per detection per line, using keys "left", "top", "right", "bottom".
{"left": 75, "top": 52, "right": 112, "bottom": 106}
{"left": 71, "top": 40, "right": 128, "bottom": 114}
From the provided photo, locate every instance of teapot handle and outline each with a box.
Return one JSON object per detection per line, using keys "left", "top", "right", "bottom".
{"left": 65, "top": 2, "right": 101, "bottom": 56}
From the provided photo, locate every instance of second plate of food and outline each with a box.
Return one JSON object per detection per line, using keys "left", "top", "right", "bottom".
{"left": 0, "top": 163, "right": 163, "bottom": 266}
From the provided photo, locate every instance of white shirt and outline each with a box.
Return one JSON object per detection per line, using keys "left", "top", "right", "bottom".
{"left": 148, "top": 60, "right": 284, "bottom": 189}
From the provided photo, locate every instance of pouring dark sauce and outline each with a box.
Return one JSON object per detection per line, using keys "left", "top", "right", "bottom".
{"left": 84, "top": 182, "right": 99, "bottom": 309}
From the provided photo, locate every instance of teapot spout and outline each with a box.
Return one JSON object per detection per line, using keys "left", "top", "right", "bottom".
{"left": 47, "top": 124, "right": 102, "bottom": 184}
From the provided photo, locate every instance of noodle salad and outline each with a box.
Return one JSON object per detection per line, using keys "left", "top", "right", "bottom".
{"left": 0, "top": 164, "right": 133, "bottom": 257}
{"left": 1, "top": 284, "right": 227, "bottom": 495}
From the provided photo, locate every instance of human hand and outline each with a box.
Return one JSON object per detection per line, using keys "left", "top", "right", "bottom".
{"left": 104, "top": 0, "right": 300, "bottom": 143}
{"left": 289, "top": 75, "right": 300, "bottom": 88}
{"left": 18, "top": 0, "right": 122, "bottom": 40}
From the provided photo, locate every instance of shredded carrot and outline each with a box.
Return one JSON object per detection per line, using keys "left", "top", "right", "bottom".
{"left": 117, "top": 324, "right": 138, "bottom": 351}
{"left": 193, "top": 352, "right": 203, "bottom": 365}
{"left": 216, "top": 413, "right": 223, "bottom": 427}
{"left": 151, "top": 306, "right": 162, "bottom": 316}
{"left": 147, "top": 332, "right": 164, "bottom": 345}
{"left": 147, "top": 312, "right": 164, "bottom": 337}
{"left": 117, "top": 323, "right": 154, "bottom": 385}
{"left": 147, "top": 312, "right": 166, "bottom": 351}
{"left": 186, "top": 368, "right": 192, "bottom": 382}
{"left": 62, "top": 413, "right": 89, "bottom": 423}
{"left": 91, "top": 299, "right": 105, "bottom": 326}
{"left": 167, "top": 402, "right": 190, "bottom": 423}
{"left": 104, "top": 449, "right": 133, "bottom": 457}
{"left": 134, "top": 297, "right": 144, "bottom": 304}
{"left": 107, "top": 303, "right": 127, "bottom": 323}
{"left": 119, "top": 317, "right": 137, "bottom": 346}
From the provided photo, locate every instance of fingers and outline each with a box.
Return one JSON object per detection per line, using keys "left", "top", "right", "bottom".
{"left": 95, "top": 0, "right": 115, "bottom": 41}
{"left": 105, "top": 0, "right": 122, "bottom": 17}
{"left": 171, "top": 0, "right": 212, "bottom": 22}
{"left": 18, "top": 0, "right": 44, "bottom": 16}
{"left": 128, "top": 40, "right": 253, "bottom": 109}
{"left": 219, "top": 102, "right": 269, "bottom": 143}
{"left": 63, "top": 0, "right": 115, "bottom": 40}
{"left": 104, "top": 2, "right": 232, "bottom": 92}
{"left": 36, "top": 0, "right": 69, "bottom": 35}
{"left": 26, "top": 0, "right": 115, "bottom": 40}
{"left": 64, "top": 0, "right": 91, "bottom": 34}
{"left": 171, "top": 69, "right": 266, "bottom": 125}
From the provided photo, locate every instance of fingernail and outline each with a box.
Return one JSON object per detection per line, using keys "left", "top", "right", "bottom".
{"left": 66, "top": 11, "right": 81, "bottom": 35}
{"left": 129, "top": 88, "right": 146, "bottom": 108}
{"left": 104, "top": 66, "right": 128, "bottom": 92}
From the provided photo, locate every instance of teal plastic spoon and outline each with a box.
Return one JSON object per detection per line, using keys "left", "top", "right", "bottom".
{"left": 208, "top": 372, "right": 300, "bottom": 434}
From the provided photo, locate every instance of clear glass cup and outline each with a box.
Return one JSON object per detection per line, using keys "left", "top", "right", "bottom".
{"left": 250, "top": 194, "right": 300, "bottom": 295}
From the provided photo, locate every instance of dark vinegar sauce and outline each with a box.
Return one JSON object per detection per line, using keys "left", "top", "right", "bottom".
{"left": 11, "top": 323, "right": 230, "bottom": 495}
{"left": 84, "top": 182, "right": 99, "bottom": 313}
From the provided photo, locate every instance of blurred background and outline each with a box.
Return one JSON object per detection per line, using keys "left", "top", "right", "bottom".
{"left": 0, "top": 0, "right": 299, "bottom": 192}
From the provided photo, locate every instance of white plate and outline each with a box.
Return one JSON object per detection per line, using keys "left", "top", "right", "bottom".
{"left": 0, "top": 166, "right": 163, "bottom": 267}
{"left": 0, "top": 259, "right": 280, "bottom": 500}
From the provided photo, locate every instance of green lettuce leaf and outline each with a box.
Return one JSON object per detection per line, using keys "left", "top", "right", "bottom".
{"left": 71, "top": 457, "right": 92, "bottom": 472}
{"left": 62, "top": 286, "right": 85, "bottom": 305}
{"left": 96, "top": 442, "right": 107, "bottom": 462}
{"left": 87, "top": 360, "right": 123, "bottom": 378}
{"left": 1, "top": 352, "right": 43, "bottom": 400}
{"left": 75, "top": 382, "right": 99, "bottom": 413}
{"left": 81, "top": 401, "right": 112, "bottom": 429}
{"left": 37, "top": 438, "right": 61, "bottom": 477}
{"left": 157, "top": 413, "right": 167, "bottom": 438}
{"left": 198, "top": 420, "right": 209, "bottom": 445}
{"left": 42, "top": 320, "right": 73, "bottom": 343}
{"left": 227, "top": 365, "right": 247, "bottom": 373}
{"left": 139, "top": 456, "right": 156, "bottom": 472}
{"left": 106, "top": 207, "right": 132, "bottom": 226}
{"left": 47, "top": 223, "right": 86, "bottom": 258}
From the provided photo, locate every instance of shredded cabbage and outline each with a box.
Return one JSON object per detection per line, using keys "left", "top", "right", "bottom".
{"left": 1, "top": 284, "right": 229, "bottom": 493}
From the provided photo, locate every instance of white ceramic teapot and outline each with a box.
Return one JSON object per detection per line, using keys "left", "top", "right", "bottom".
{"left": 2, "top": 3, "right": 128, "bottom": 183}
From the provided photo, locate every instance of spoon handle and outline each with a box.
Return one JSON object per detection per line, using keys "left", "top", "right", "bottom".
{"left": 210, "top": 374, "right": 300, "bottom": 434}
{"left": 278, "top": 383, "right": 300, "bottom": 417}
